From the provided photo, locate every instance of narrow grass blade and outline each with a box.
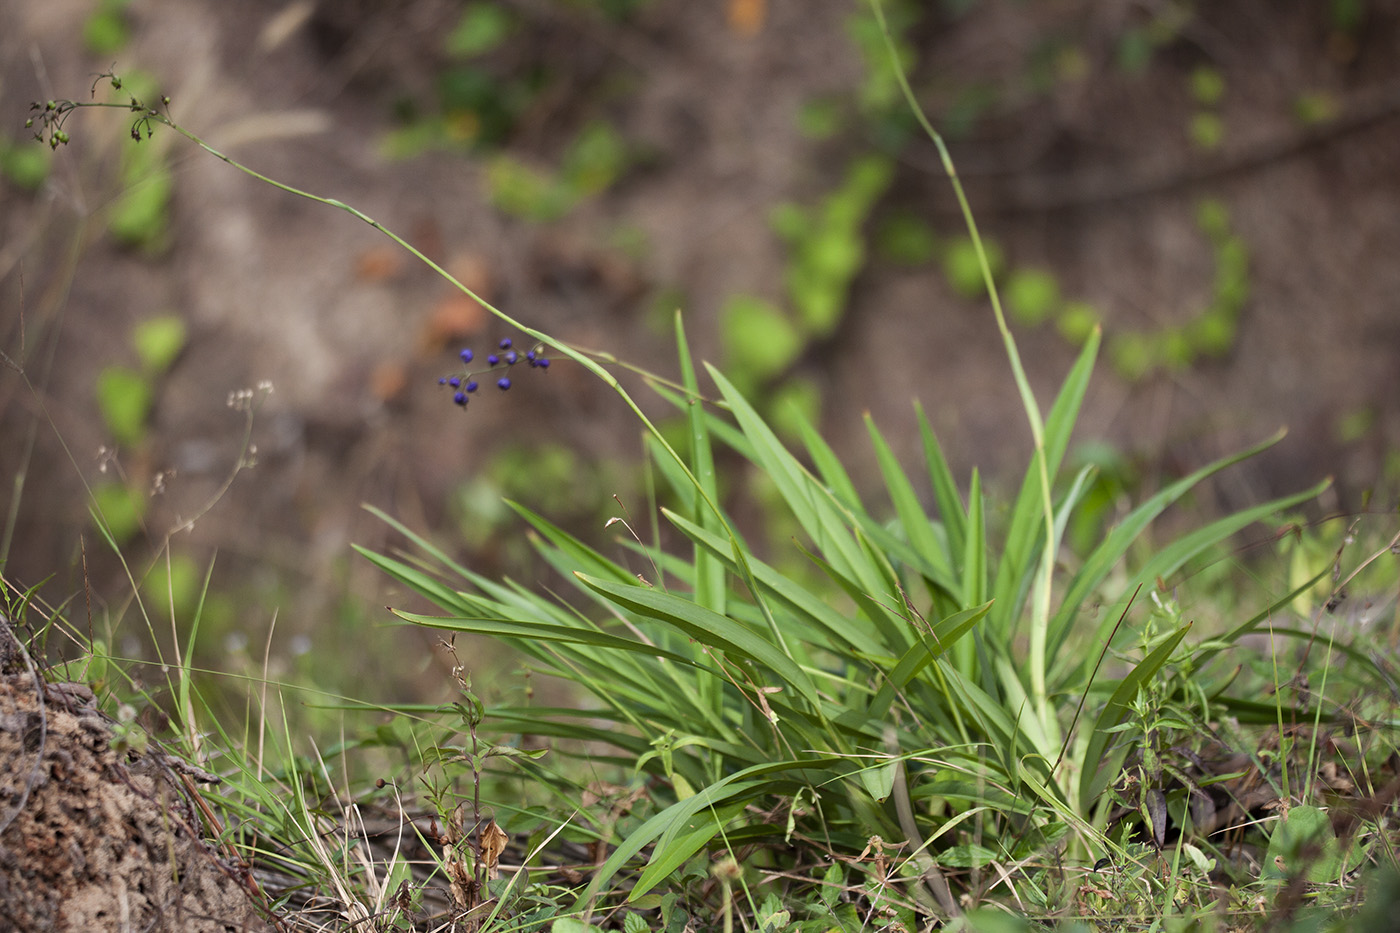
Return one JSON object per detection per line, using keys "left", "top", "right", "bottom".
{"left": 663, "top": 508, "right": 884, "bottom": 652}
{"left": 1049, "top": 429, "right": 1291, "bottom": 657}
{"left": 866, "top": 413, "right": 955, "bottom": 586}
{"left": 798, "top": 417, "right": 864, "bottom": 510}
{"left": 507, "top": 501, "right": 639, "bottom": 586}
{"left": 915, "top": 402, "right": 967, "bottom": 568}
{"left": 865, "top": 601, "right": 993, "bottom": 721}
{"left": 389, "top": 610, "right": 699, "bottom": 665}
{"left": 675, "top": 313, "right": 727, "bottom": 618}
{"left": 989, "top": 331, "right": 1100, "bottom": 632}
{"left": 576, "top": 573, "right": 823, "bottom": 707}
{"left": 706, "top": 364, "right": 886, "bottom": 599}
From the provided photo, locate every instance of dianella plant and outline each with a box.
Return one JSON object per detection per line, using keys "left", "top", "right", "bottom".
{"left": 364, "top": 306, "right": 1326, "bottom": 912}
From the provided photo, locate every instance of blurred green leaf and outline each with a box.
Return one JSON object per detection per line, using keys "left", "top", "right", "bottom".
{"left": 721, "top": 296, "right": 803, "bottom": 383}
{"left": 109, "top": 166, "right": 174, "bottom": 251}
{"left": 796, "top": 99, "right": 843, "bottom": 139}
{"left": 83, "top": 3, "right": 130, "bottom": 55}
{"left": 96, "top": 366, "right": 152, "bottom": 447}
{"left": 143, "top": 553, "right": 201, "bottom": 619}
{"left": 876, "top": 212, "right": 937, "bottom": 264}
{"left": 91, "top": 482, "right": 144, "bottom": 543}
{"left": 561, "top": 122, "right": 628, "bottom": 195}
{"left": 1189, "top": 112, "right": 1224, "bottom": 151}
{"left": 1189, "top": 66, "right": 1226, "bottom": 106}
{"left": 943, "top": 236, "right": 1003, "bottom": 298}
{"left": 446, "top": 3, "right": 514, "bottom": 57}
{"left": 132, "top": 315, "right": 186, "bottom": 374}
{"left": 1005, "top": 268, "right": 1061, "bottom": 325}
{"left": 1264, "top": 805, "right": 1343, "bottom": 884}
{"left": 0, "top": 140, "right": 51, "bottom": 191}
{"left": 1056, "top": 301, "right": 1100, "bottom": 344}
{"left": 1116, "top": 28, "right": 1153, "bottom": 74}
{"left": 485, "top": 155, "right": 574, "bottom": 221}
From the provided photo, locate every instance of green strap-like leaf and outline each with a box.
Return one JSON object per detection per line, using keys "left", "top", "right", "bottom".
{"left": 1067, "top": 477, "right": 1330, "bottom": 685}
{"left": 663, "top": 508, "right": 884, "bottom": 652}
{"left": 866, "top": 413, "right": 955, "bottom": 586}
{"left": 915, "top": 402, "right": 967, "bottom": 569}
{"left": 576, "top": 573, "right": 823, "bottom": 707}
{"left": 1049, "top": 430, "right": 1289, "bottom": 657}
{"left": 706, "top": 364, "right": 888, "bottom": 599}
{"left": 989, "top": 332, "right": 1100, "bottom": 633}
{"left": 865, "top": 601, "right": 993, "bottom": 721}
{"left": 390, "top": 610, "right": 700, "bottom": 666}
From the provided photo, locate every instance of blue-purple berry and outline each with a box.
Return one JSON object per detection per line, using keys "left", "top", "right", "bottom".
{"left": 453, "top": 392, "right": 468, "bottom": 406}
{"left": 438, "top": 377, "right": 448, "bottom": 385}
{"left": 465, "top": 380, "right": 479, "bottom": 393}
{"left": 497, "top": 377, "right": 511, "bottom": 391}
{"left": 536, "top": 358, "right": 550, "bottom": 369}
{"left": 460, "top": 348, "right": 474, "bottom": 364}
{"left": 504, "top": 350, "right": 518, "bottom": 364}
{"left": 488, "top": 354, "right": 500, "bottom": 366}
{"left": 499, "top": 338, "right": 512, "bottom": 349}
{"left": 448, "top": 376, "right": 461, "bottom": 388}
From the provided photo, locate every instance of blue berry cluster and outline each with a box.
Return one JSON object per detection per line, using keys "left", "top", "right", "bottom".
{"left": 438, "top": 338, "right": 550, "bottom": 407}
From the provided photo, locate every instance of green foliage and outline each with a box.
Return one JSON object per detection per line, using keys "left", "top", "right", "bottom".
{"left": 94, "top": 313, "right": 185, "bottom": 447}
{"left": 1116, "top": 28, "right": 1155, "bottom": 75}
{"left": 774, "top": 154, "right": 893, "bottom": 337}
{"left": 845, "top": 1, "right": 920, "bottom": 143}
{"left": 142, "top": 553, "right": 202, "bottom": 620}
{"left": 83, "top": 0, "right": 132, "bottom": 55}
{"left": 796, "top": 99, "right": 842, "bottom": 140}
{"left": 91, "top": 480, "right": 144, "bottom": 543}
{"left": 720, "top": 295, "right": 802, "bottom": 386}
{"left": 446, "top": 3, "right": 515, "bottom": 57}
{"left": 1294, "top": 91, "right": 1339, "bottom": 126}
{"left": 1056, "top": 300, "right": 1101, "bottom": 344}
{"left": 0, "top": 138, "right": 51, "bottom": 190}
{"left": 109, "top": 139, "right": 174, "bottom": 251}
{"left": 560, "top": 121, "right": 629, "bottom": 196}
{"left": 485, "top": 156, "right": 572, "bottom": 221}
{"left": 485, "top": 122, "right": 629, "bottom": 221}
{"left": 1189, "top": 67, "right": 1226, "bottom": 106}
{"left": 1189, "top": 111, "right": 1224, "bottom": 150}
{"left": 1329, "top": 0, "right": 1366, "bottom": 33}
{"left": 1005, "top": 268, "right": 1061, "bottom": 325}
{"left": 132, "top": 315, "right": 186, "bottom": 372}
{"left": 1106, "top": 198, "right": 1249, "bottom": 381}
{"left": 96, "top": 367, "right": 153, "bottom": 447}
{"left": 943, "top": 235, "right": 1004, "bottom": 298}
{"left": 876, "top": 211, "right": 937, "bottom": 264}
{"left": 1263, "top": 805, "right": 1346, "bottom": 885}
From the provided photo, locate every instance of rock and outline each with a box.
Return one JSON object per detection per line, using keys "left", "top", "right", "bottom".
{"left": 0, "top": 618, "right": 273, "bottom": 933}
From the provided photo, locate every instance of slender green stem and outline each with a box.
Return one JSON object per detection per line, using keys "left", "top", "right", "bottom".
{"left": 866, "top": 0, "right": 1057, "bottom": 733}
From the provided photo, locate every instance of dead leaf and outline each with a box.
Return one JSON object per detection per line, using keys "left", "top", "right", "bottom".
{"left": 355, "top": 245, "right": 406, "bottom": 283}
{"left": 478, "top": 820, "right": 509, "bottom": 880}
{"left": 420, "top": 292, "right": 487, "bottom": 352}
{"left": 370, "top": 361, "right": 408, "bottom": 402}
{"left": 727, "top": 0, "right": 765, "bottom": 37}
{"left": 447, "top": 251, "right": 494, "bottom": 301}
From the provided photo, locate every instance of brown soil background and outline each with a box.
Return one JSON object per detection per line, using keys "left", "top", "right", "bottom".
{"left": 1, "top": 0, "right": 1398, "bottom": 705}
